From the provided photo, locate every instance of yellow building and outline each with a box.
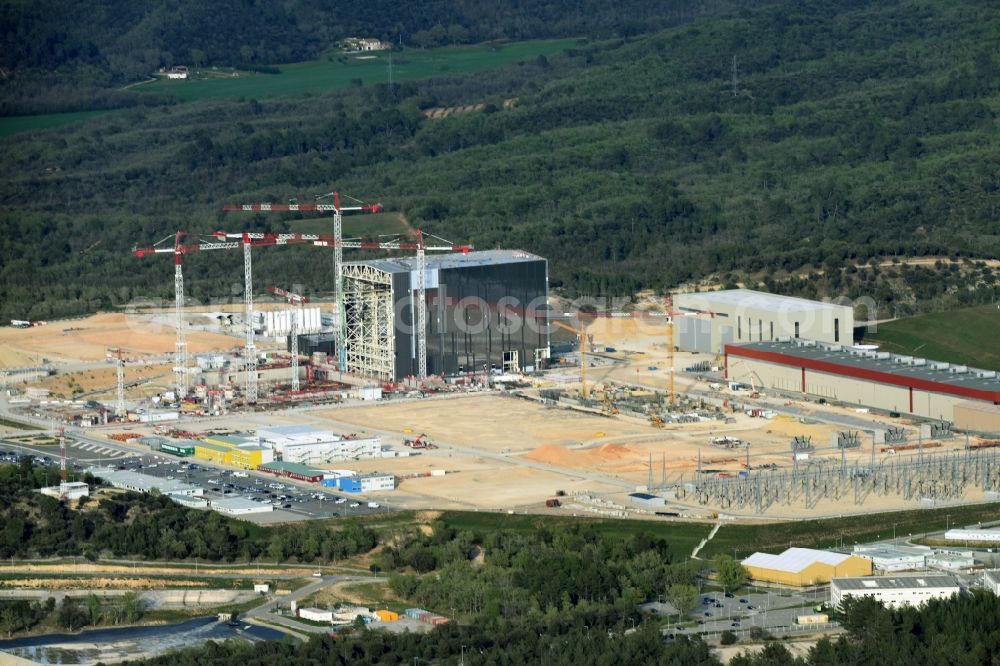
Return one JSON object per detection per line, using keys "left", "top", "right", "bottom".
{"left": 374, "top": 610, "right": 399, "bottom": 622}
{"left": 742, "top": 547, "right": 872, "bottom": 586}
{"left": 193, "top": 435, "right": 273, "bottom": 470}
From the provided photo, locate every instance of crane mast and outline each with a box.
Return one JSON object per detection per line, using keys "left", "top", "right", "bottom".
{"left": 243, "top": 237, "right": 257, "bottom": 404}
{"left": 223, "top": 191, "right": 383, "bottom": 375}
{"left": 174, "top": 246, "right": 186, "bottom": 396}
{"left": 269, "top": 285, "right": 307, "bottom": 391}
{"left": 415, "top": 229, "right": 427, "bottom": 379}
{"left": 116, "top": 350, "right": 126, "bottom": 417}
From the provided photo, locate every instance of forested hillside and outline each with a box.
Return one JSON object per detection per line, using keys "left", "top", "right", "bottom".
{"left": 1, "top": 0, "right": 999, "bottom": 321}
{"left": 0, "top": 0, "right": 737, "bottom": 115}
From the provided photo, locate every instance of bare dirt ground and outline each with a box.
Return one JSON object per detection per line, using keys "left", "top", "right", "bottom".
{"left": 311, "top": 393, "right": 866, "bottom": 511}
{"left": 29, "top": 363, "right": 173, "bottom": 399}
{"left": 1, "top": 577, "right": 210, "bottom": 590}
{"left": 0, "top": 313, "right": 239, "bottom": 365}
{"left": 0, "top": 563, "right": 309, "bottom": 577}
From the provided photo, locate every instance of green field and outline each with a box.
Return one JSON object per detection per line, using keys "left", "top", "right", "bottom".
{"left": 702, "top": 502, "right": 1000, "bottom": 560}
{"left": 439, "top": 503, "right": 1000, "bottom": 563}
{"left": 438, "top": 511, "right": 712, "bottom": 562}
{"left": 857, "top": 304, "right": 1000, "bottom": 370}
{"left": 0, "top": 417, "right": 37, "bottom": 430}
{"left": 138, "top": 39, "right": 577, "bottom": 103}
{"left": 0, "top": 110, "right": 108, "bottom": 138}
{"left": 0, "top": 39, "right": 574, "bottom": 138}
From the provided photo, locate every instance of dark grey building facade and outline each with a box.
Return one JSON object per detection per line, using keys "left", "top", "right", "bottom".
{"left": 342, "top": 250, "right": 549, "bottom": 380}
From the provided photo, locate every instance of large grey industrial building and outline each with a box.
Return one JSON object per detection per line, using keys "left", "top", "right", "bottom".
{"left": 342, "top": 250, "right": 549, "bottom": 380}
{"left": 673, "top": 289, "right": 853, "bottom": 353}
{"left": 726, "top": 338, "right": 1000, "bottom": 421}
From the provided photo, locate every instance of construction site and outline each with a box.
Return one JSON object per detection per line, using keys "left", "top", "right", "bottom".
{"left": 3, "top": 189, "right": 1000, "bottom": 521}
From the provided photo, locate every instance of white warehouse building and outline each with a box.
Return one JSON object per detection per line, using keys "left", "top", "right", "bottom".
{"left": 259, "top": 307, "right": 322, "bottom": 336}
{"left": 257, "top": 425, "right": 381, "bottom": 464}
{"left": 831, "top": 575, "right": 960, "bottom": 609}
{"left": 673, "top": 289, "right": 854, "bottom": 353}
{"left": 853, "top": 544, "right": 930, "bottom": 572}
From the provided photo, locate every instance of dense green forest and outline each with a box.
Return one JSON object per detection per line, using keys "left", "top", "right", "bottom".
{"left": 1, "top": 0, "right": 999, "bottom": 323}
{"left": 0, "top": 0, "right": 739, "bottom": 115}
{"left": 0, "top": 462, "right": 377, "bottom": 562}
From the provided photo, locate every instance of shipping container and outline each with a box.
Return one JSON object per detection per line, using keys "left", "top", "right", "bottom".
{"left": 795, "top": 613, "right": 829, "bottom": 625}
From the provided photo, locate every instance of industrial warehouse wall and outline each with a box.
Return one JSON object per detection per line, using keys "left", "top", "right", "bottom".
{"left": 954, "top": 402, "right": 1000, "bottom": 434}
{"left": 746, "top": 556, "right": 871, "bottom": 586}
{"left": 405, "top": 258, "right": 549, "bottom": 378}
{"left": 675, "top": 293, "right": 853, "bottom": 353}
{"left": 735, "top": 357, "right": 971, "bottom": 420}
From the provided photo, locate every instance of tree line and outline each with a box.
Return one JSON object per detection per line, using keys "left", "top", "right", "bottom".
{"left": 0, "top": 462, "right": 377, "bottom": 563}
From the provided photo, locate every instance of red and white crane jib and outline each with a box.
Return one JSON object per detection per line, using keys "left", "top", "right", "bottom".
{"left": 268, "top": 285, "right": 308, "bottom": 305}
{"left": 208, "top": 231, "right": 471, "bottom": 253}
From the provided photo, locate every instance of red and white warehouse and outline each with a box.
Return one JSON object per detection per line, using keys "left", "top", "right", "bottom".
{"left": 726, "top": 338, "right": 1000, "bottom": 423}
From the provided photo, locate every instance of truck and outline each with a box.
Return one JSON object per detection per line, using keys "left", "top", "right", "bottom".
{"left": 795, "top": 613, "right": 829, "bottom": 625}
{"left": 232, "top": 471, "right": 249, "bottom": 478}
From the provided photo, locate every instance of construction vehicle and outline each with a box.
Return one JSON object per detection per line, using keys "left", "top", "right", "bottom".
{"left": 601, "top": 392, "right": 619, "bottom": 416}
{"left": 545, "top": 498, "right": 562, "bottom": 508}
{"left": 650, "top": 414, "right": 665, "bottom": 429}
{"left": 403, "top": 434, "right": 437, "bottom": 450}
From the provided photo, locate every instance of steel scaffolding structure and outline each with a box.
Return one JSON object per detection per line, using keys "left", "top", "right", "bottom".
{"left": 676, "top": 448, "right": 1000, "bottom": 514}
{"left": 342, "top": 263, "right": 395, "bottom": 380}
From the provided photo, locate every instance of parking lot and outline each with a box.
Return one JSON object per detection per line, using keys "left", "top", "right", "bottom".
{"left": 659, "top": 588, "right": 828, "bottom": 640}
{"left": 108, "top": 455, "right": 384, "bottom": 520}
{"left": 0, "top": 439, "right": 384, "bottom": 521}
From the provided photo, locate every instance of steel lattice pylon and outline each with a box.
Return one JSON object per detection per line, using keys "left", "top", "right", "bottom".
{"left": 115, "top": 354, "right": 125, "bottom": 417}
{"left": 343, "top": 263, "right": 395, "bottom": 380}
{"left": 416, "top": 241, "right": 427, "bottom": 379}
{"left": 243, "top": 241, "right": 257, "bottom": 404}
{"left": 334, "top": 207, "right": 346, "bottom": 372}
{"left": 291, "top": 301, "right": 300, "bottom": 391}
{"left": 174, "top": 261, "right": 187, "bottom": 395}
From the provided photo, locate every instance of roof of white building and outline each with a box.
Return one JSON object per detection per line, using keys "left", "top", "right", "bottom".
{"left": 675, "top": 289, "right": 851, "bottom": 314}
{"left": 832, "top": 575, "right": 959, "bottom": 591}
{"left": 742, "top": 547, "right": 852, "bottom": 573}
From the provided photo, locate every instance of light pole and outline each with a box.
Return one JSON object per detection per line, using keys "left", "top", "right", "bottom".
{"left": 461, "top": 644, "right": 466, "bottom": 666}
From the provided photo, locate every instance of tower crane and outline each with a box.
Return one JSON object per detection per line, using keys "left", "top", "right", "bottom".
{"left": 105, "top": 347, "right": 126, "bottom": 417}
{"left": 135, "top": 232, "right": 266, "bottom": 403}
{"left": 211, "top": 230, "right": 471, "bottom": 379}
{"left": 268, "top": 285, "right": 307, "bottom": 391}
{"left": 551, "top": 319, "right": 593, "bottom": 398}
{"left": 660, "top": 296, "right": 716, "bottom": 405}
{"left": 562, "top": 299, "right": 715, "bottom": 405}
{"left": 222, "top": 191, "right": 383, "bottom": 373}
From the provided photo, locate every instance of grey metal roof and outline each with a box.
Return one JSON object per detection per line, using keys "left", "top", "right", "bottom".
{"left": 676, "top": 289, "right": 850, "bottom": 314}
{"left": 210, "top": 497, "right": 271, "bottom": 511}
{"left": 346, "top": 249, "right": 544, "bottom": 273}
{"left": 832, "top": 575, "right": 959, "bottom": 591}
{"left": 730, "top": 339, "right": 1000, "bottom": 395}
{"left": 96, "top": 469, "right": 203, "bottom": 495}
{"left": 743, "top": 547, "right": 851, "bottom": 572}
